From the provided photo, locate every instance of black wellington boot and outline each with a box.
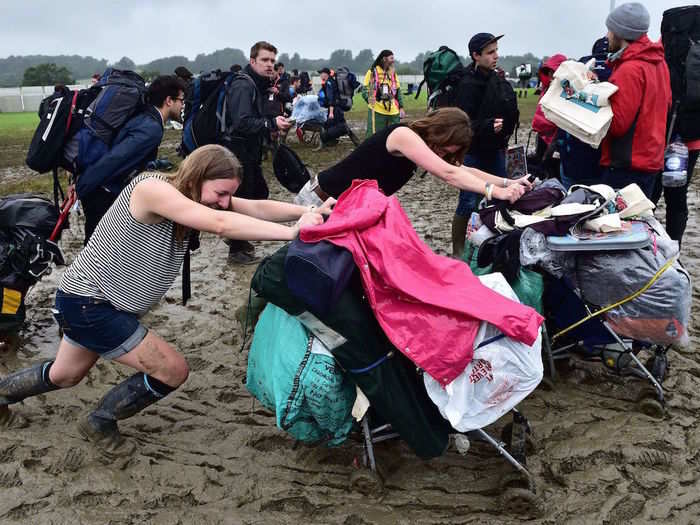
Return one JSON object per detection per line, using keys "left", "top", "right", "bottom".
{"left": 451, "top": 214, "right": 469, "bottom": 259}
{"left": 0, "top": 361, "right": 60, "bottom": 428}
{"left": 77, "top": 373, "right": 172, "bottom": 459}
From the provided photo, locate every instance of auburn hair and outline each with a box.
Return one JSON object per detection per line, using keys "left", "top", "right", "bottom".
{"left": 408, "top": 107, "right": 473, "bottom": 166}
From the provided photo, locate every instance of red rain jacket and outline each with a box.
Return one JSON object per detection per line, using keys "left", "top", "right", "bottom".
{"left": 600, "top": 35, "right": 671, "bottom": 173}
{"left": 532, "top": 54, "right": 568, "bottom": 145}
{"left": 300, "top": 179, "right": 544, "bottom": 386}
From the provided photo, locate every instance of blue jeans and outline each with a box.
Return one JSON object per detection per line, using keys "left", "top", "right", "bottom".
{"left": 53, "top": 290, "right": 147, "bottom": 359}
{"left": 455, "top": 151, "right": 506, "bottom": 217}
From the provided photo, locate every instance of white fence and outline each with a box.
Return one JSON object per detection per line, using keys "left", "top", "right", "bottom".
{"left": 0, "top": 75, "right": 426, "bottom": 113}
{"left": 0, "top": 84, "right": 90, "bottom": 113}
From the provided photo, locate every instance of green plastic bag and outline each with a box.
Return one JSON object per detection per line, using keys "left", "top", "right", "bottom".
{"left": 246, "top": 303, "right": 356, "bottom": 446}
{"left": 462, "top": 241, "right": 544, "bottom": 314}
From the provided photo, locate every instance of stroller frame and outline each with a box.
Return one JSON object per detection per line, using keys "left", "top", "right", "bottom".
{"left": 352, "top": 407, "right": 544, "bottom": 517}
{"left": 540, "top": 297, "right": 669, "bottom": 418}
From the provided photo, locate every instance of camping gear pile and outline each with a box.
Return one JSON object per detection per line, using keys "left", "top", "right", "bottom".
{"left": 541, "top": 59, "right": 619, "bottom": 147}
{"left": 469, "top": 179, "right": 691, "bottom": 350}
{"left": 245, "top": 181, "right": 546, "bottom": 515}
{"left": 0, "top": 195, "right": 66, "bottom": 334}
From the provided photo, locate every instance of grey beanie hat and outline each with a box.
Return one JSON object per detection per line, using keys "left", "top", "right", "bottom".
{"left": 605, "top": 2, "right": 650, "bottom": 41}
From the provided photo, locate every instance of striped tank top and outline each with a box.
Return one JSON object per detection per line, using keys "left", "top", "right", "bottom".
{"left": 59, "top": 173, "right": 190, "bottom": 316}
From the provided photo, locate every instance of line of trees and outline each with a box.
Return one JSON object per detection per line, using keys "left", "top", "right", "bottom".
{"left": 2, "top": 49, "right": 544, "bottom": 87}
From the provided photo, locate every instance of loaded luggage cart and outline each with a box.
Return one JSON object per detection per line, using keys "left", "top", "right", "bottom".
{"left": 468, "top": 179, "right": 690, "bottom": 419}
{"left": 537, "top": 217, "right": 689, "bottom": 418}
{"left": 245, "top": 245, "right": 547, "bottom": 518}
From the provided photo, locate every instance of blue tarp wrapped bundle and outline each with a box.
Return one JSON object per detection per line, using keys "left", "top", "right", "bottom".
{"left": 246, "top": 303, "right": 355, "bottom": 446}
{"left": 291, "top": 95, "right": 327, "bottom": 125}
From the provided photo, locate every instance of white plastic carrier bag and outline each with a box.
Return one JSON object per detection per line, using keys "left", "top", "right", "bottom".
{"left": 424, "top": 273, "right": 543, "bottom": 432}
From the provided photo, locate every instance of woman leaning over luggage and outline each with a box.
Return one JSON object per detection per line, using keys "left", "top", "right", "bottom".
{"left": 0, "top": 144, "right": 333, "bottom": 458}
{"left": 296, "top": 107, "right": 532, "bottom": 209}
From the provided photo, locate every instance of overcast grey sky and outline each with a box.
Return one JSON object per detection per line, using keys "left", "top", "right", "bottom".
{"left": 0, "top": 0, "right": 690, "bottom": 64}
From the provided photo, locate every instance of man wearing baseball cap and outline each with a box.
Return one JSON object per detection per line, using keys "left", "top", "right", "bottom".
{"left": 450, "top": 32, "right": 519, "bottom": 257}
{"left": 599, "top": 2, "right": 671, "bottom": 199}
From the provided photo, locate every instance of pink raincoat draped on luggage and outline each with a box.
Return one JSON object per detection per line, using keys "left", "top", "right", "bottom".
{"left": 300, "top": 179, "right": 544, "bottom": 386}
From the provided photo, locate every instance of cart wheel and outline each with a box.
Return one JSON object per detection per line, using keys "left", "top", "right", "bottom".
{"left": 637, "top": 395, "right": 665, "bottom": 419}
{"left": 500, "top": 488, "right": 545, "bottom": 518}
{"left": 349, "top": 468, "right": 384, "bottom": 496}
{"left": 501, "top": 423, "right": 539, "bottom": 455}
{"left": 499, "top": 470, "right": 535, "bottom": 492}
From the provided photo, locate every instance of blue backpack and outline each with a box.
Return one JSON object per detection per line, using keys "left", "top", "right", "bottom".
{"left": 64, "top": 68, "right": 147, "bottom": 174}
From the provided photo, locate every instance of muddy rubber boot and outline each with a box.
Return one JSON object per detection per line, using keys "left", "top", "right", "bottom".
{"left": 0, "top": 361, "right": 59, "bottom": 428}
{"left": 78, "top": 373, "right": 175, "bottom": 460}
{"left": 451, "top": 214, "right": 469, "bottom": 259}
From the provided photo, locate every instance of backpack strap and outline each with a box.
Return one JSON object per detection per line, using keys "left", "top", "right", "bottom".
{"left": 181, "top": 231, "right": 200, "bottom": 305}
{"left": 219, "top": 72, "right": 258, "bottom": 137}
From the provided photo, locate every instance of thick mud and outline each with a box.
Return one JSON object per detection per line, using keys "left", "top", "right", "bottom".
{"left": 0, "top": 126, "right": 698, "bottom": 524}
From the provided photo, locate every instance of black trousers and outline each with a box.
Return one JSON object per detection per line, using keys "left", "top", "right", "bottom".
{"left": 81, "top": 187, "right": 117, "bottom": 245}
{"left": 661, "top": 149, "right": 699, "bottom": 246}
{"left": 227, "top": 161, "right": 269, "bottom": 254}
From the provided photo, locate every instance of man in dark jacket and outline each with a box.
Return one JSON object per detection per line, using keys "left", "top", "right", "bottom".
{"left": 76, "top": 75, "right": 187, "bottom": 244}
{"left": 222, "top": 41, "right": 292, "bottom": 264}
{"left": 599, "top": 2, "right": 671, "bottom": 199}
{"left": 659, "top": 5, "right": 700, "bottom": 247}
{"left": 450, "top": 32, "right": 519, "bottom": 257}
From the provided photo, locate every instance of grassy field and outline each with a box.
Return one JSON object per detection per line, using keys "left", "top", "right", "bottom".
{"left": 345, "top": 87, "right": 538, "bottom": 122}
{"left": 0, "top": 87, "right": 539, "bottom": 198}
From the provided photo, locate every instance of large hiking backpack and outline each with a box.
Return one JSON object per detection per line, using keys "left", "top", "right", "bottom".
{"left": 180, "top": 72, "right": 257, "bottom": 155}
{"left": 181, "top": 70, "right": 227, "bottom": 128}
{"left": 333, "top": 67, "right": 359, "bottom": 111}
{"left": 272, "top": 144, "right": 311, "bottom": 193}
{"left": 0, "top": 194, "right": 66, "bottom": 334}
{"left": 64, "top": 68, "right": 147, "bottom": 173}
{"left": 661, "top": 5, "right": 700, "bottom": 139}
{"left": 26, "top": 85, "right": 101, "bottom": 174}
{"left": 415, "top": 46, "right": 465, "bottom": 109}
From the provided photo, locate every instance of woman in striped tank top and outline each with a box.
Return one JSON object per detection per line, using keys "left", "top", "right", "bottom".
{"left": 0, "top": 145, "right": 333, "bottom": 459}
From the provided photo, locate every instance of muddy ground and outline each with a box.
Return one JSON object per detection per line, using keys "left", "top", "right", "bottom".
{"left": 0, "top": 122, "right": 698, "bottom": 525}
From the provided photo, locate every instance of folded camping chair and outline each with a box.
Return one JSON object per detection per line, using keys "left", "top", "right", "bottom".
{"left": 542, "top": 274, "right": 668, "bottom": 418}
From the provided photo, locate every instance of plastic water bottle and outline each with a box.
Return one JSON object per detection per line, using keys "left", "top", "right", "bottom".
{"left": 662, "top": 139, "right": 689, "bottom": 188}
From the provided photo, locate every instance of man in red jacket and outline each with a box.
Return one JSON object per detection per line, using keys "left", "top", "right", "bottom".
{"left": 599, "top": 2, "right": 671, "bottom": 198}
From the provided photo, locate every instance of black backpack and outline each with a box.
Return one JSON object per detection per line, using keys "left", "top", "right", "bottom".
{"left": 662, "top": 5, "right": 700, "bottom": 139}
{"left": 181, "top": 72, "right": 256, "bottom": 155}
{"left": 182, "top": 69, "right": 227, "bottom": 124}
{"left": 272, "top": 144, "right": 311, "bottom": 193}
{"left": 26, "top": 85, "right": 101, "bottom": 175}
{"left": 26, "top": 68, "right": 145, "bottom": 177}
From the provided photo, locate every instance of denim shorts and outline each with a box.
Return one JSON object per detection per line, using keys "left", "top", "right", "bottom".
{"left": 53, "top": 290, "right": 147, "bottom": 360}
